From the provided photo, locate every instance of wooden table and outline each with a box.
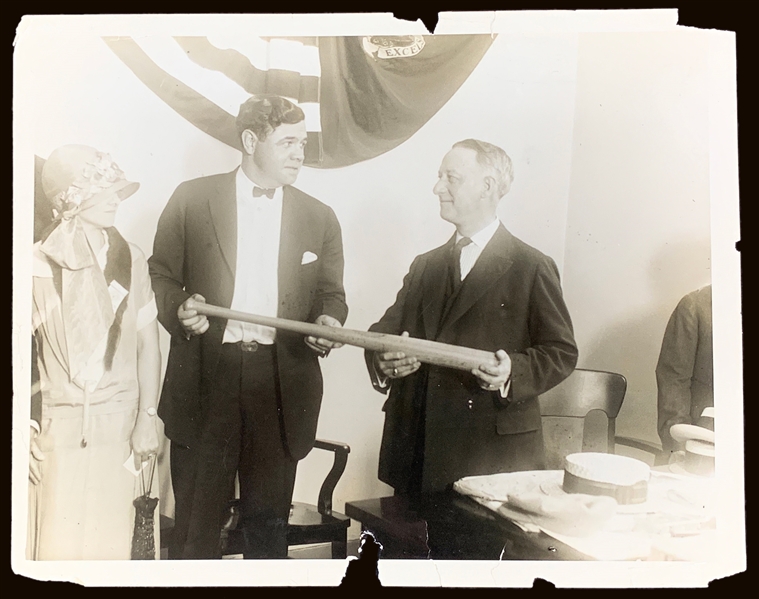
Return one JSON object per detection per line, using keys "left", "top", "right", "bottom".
{"left": 345, "top": 491, "right": 592, "bottom": 561}
{"left": 346, "top": 469, "right": 716, "bottom": 561}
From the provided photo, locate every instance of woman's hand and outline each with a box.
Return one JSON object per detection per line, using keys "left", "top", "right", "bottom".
{"left": 130, "top": 412, "right": 159, "bottom": 471}
{"left": 29, "top": 425, "right": 44, "bottom": 485}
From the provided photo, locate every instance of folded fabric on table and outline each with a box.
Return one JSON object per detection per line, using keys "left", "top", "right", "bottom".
{"left": 454, "top": 471, "right": 619, "bottom": 537}
{"left": 498, "top": 492, "right": 618, "bottom": 537}
{"left": 454, "top": 470, "right": 556, "bottom": 502}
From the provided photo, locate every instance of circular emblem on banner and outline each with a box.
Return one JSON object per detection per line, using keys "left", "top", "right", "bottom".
{"left": 362, "top": 35, "right": 426, "bottom": 60}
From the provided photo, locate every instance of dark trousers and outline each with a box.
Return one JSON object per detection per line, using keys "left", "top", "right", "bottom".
{"left": 169, "top": 341, "right": 297, "bottom": 560}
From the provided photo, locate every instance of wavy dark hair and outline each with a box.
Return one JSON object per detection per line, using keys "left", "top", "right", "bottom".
{"left": 236, "top": 94, "right": 305, "bottom": 142}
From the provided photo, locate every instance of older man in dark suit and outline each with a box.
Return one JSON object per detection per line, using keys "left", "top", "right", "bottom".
{"left": 149, "top": 95, "right": 348, "bottom": 559}
{"left": 366, "top": 139, "right": 578, "bottom": 502}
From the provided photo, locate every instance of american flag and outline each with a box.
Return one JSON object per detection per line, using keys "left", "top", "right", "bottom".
{"left": 104, "top": 35, "right": 325, "bottom": 164}
{"left": 102, "top": 34, "right": 495, "bottom": 169}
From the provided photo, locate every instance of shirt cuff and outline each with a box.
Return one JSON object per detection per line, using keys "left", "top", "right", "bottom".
{"left": 376, "top": 373, "right": 390, "bottom": 390}
{"left": 30, "top": 420, "right": 40, "bottom": 434}
{"left": 499, "top": 378, "right": 512, "bottom": 400}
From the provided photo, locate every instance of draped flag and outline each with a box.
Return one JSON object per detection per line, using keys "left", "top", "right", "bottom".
{"left": 103, "top": 34, "right": 494, "bottom": 168}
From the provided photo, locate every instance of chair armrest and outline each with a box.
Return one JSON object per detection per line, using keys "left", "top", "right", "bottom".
{"left": 615, "top": 436, "right": 666, "bottom": 464}
{"left": 313, "top": 438, "right": 350, "bottom": 515}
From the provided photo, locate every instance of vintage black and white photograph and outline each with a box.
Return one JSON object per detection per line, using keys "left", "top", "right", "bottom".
{"left": 12, "top": 10, "right": 744, "bottom": 587}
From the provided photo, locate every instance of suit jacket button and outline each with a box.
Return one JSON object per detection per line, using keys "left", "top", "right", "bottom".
{"left": 467, "top": 399, "right": 474, "bottom": 410}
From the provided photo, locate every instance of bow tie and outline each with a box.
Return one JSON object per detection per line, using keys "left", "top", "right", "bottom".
{"left": 252, "top": 186, "right": 276, "bottom": 199}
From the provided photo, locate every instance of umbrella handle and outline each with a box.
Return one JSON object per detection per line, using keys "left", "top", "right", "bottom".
{"left": 140, "top": 454, "right": 157, "bottom": 498}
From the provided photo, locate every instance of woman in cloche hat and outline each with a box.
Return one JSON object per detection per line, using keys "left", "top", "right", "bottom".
{"left": 28, "top": 145, "right": 161, "bottom": 560}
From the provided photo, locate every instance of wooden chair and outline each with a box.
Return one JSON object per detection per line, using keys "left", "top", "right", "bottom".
{"left": 539, "top": 368, "right": 663, "bottom": 467}
{"left": 218, "top": 439, "right": 352, "bottom": 559}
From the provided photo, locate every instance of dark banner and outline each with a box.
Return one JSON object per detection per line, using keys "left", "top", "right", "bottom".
{"left": 104, "top": 34, "right": 494, "bottom": 169}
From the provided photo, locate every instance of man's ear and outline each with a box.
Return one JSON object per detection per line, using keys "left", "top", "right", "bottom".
{"left": 241, "top": 129, "right": 258, "bottom": 155}
{"left": 482, "top": 175, "right": 496, "bottom": 197}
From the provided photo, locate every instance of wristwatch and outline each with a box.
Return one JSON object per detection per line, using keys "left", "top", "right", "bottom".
{"left": 143, "top": 407, "right": 157, "bottom": 417}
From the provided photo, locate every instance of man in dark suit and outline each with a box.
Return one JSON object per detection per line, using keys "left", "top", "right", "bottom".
{"left": 149, "top": 95, "right": 348, "bottom": 559}
{"left": 366, "top": 139, "right": 578, "bottom": 503}
{"left": 656, "top": 285, "right": 713, "bottom": 455}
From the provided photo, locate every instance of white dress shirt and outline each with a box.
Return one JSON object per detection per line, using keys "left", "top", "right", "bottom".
{"left": 377, "top": 218, "right": 511, "bottom": 397}
{"left": 455, "top": 217, "right": 500, "bottom": 282}
{"left": 222, "top": 168, "right": 282, "bottom": 345}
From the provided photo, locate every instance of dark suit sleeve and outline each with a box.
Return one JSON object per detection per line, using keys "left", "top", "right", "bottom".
{"left": 656, "top": 294, "right": 698, "bottom": 452}
{"left": 505, "top": 256, "right": 578, "bottom": 404}
{"left": 364, "top": 256, "right": 423, "bottom": 393}
{"left": 311, "top": 206, "right": 349, "bottom": 325}
{"left": 148, "top": 184, "right": 192, "bottom": 339}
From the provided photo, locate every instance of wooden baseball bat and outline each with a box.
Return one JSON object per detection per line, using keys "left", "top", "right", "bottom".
{"left": 184, "top": 299, "right": 498, "bottom": 372}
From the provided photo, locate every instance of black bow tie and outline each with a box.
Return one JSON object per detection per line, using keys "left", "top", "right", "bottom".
{"left": 252, "top": 186, "right": 276, "bottom": 199}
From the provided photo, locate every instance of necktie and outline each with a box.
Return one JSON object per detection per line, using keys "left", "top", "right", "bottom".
{"left": 439, "top": 236, "right": 473, "bottom": 332}
{"left": 252, "top": 186, "right": 275, "bottom": 199}
{"left": 450, "top": 236, "right": 473, "bottom": 291}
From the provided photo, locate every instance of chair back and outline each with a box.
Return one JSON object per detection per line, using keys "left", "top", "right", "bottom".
{"left": 538, "top": 369, "right": 627, "bottom": 470}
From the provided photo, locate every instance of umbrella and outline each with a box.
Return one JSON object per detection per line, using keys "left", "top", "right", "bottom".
{"left": 131, "top": 454, "right": 158, "bottom": 560}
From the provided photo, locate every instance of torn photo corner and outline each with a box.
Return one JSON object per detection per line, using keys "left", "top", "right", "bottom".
{"left": 12, "top": 9, "right": 743, "bottom": 588}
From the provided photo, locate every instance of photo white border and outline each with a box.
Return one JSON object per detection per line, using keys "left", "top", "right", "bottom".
{"left": 11, "top": 9, "right": 744, "bottom": 587}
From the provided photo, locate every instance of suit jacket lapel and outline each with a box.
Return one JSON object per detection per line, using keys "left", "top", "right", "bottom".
{"left": 278, "top": 186, "right": 303, "bottom": 319}
{"left": 439, "top": 225, "right": 515, "bottom": 334}
{"left": 421, "top": 235, "right": 456, "bottom": 340}
{"left": 208, "top": 170, "right": 238, "bottom": 280}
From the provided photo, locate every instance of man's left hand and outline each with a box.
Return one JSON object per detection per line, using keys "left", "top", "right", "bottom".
{"left": 472, "top": 349, "right": 512, "bottom": 391}
{"left": 305, "top": 315, "right": 344, "bottom": 356}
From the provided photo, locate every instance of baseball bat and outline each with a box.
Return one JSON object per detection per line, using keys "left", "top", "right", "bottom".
{"left": 184, "top": 299, "right": 498, "bottom": 372}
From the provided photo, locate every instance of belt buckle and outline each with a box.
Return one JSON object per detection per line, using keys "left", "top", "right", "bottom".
{"left": 240, "top": 341, "right": 259, "bottom": 352}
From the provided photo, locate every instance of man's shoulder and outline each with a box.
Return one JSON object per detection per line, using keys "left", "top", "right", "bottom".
{"left": 691, "top": 285, "right": 712, "bottom": 304}
{"left": 677, "top": 285, "right": 712, "bottom": 314}
{"left": 172, "top": 170, "right": 236, "bottom": 198}
{"left": 284, "top": 185, "right": 333, "bottom": 213}
{"left": 503, "top": 229, "right": 549, "bottom": 261}
{"left": 413, "top": 239, "right": 452, "bottom": 266}
{"left": 161, "top": 171, "right": 236, "bottom": 217}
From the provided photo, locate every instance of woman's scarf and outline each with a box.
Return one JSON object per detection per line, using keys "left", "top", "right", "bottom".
{"left": 40, "top": 225, "right": 133, "bottom": 385}
{"left": 38, "top": 152, "right": 134, "bottom": 385}
{"left": 102, "top": 227, "right": 132, "bottom": 371}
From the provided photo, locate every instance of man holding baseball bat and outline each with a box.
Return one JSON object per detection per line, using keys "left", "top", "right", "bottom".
{"left": 149, "top": 95, "right": 348, "bottom": 559}
{"left": 366, "top": 139, "right": 578, "bottom": 503}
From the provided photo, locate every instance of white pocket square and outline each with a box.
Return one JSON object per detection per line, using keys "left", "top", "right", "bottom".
{"left": 301, "top": 251, "right": 318, "bottom": 265}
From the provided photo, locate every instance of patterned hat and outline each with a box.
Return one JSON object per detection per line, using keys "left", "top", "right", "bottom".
{"left": 41, "top": 145, "right": 139, "bottom": 219}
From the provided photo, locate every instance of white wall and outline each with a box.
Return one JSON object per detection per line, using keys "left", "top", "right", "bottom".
{"left": 24, "top": 28, "right": 718, "bottom": 538}
{"left": 562, "top": 31, "right": 712, "bottom": 447}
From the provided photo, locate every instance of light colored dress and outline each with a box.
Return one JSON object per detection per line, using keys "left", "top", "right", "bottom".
{"left": 28, "top": 234, "right": 160, "bottom": 560}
